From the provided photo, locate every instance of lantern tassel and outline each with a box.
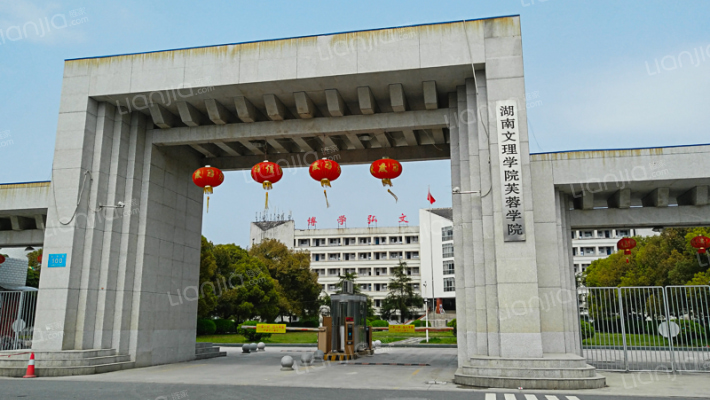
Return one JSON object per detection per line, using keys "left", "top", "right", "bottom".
{"left": 626, "top": 257, "right": 629, "bottom": 263}
{"left": 206, "top": 196, "right": 210, "bottom": 213}
{"left": 387, "top": 189, "right": 398, "bottom": 203}
{"left": 321, "top": 179, "right": 331, "bottom": 188}
{"left": 381, "top": 178, "right": 392, "bottom": 187}
{"left": 265, "top": 192, "right": 269, "bottom": 209}
{"left": 324, "top": 190, "right": 330, "bottom": 208}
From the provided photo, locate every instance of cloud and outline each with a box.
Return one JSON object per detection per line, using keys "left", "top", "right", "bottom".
{"left": 0, "top": 0, "right": 88, "bottom": 46}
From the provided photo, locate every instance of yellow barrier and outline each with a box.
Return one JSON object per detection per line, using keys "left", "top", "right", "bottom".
{"left": 256, "top": 323, "right": 287, "bottom": 334}
{"left": 388, "top": 324, "right": 415, "bottom": 333}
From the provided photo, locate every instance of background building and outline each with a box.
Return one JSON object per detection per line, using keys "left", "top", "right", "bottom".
{"left": 571, "top": 227, "right": 657, "bottom": 276}
{"left": 419, "top": 208, "right": 456, "bottom": 315}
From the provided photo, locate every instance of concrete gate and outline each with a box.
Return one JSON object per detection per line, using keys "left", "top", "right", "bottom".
{"left": 1, "top": 15, "right": 708, "bottom": 387}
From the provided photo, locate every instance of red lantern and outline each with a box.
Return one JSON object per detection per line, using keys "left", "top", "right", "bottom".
{"left": 37, "top": 254, "right": 42, "bottom": 264}
{"left": 617, "top": 237, "right": 637, "bottom": 263}
{"left": 192, "top": 165, "right": 224, "bottom": 213}
{"left": 309, "top": 158, "right": 341, "bottom": 207}
{"left": 0, "top": 255, "right": 5, "bottom": 265}
{"left": 251, "top": 160, "right": 283, "bottom": 209}
{"left": 370, "top": 157, "right": 403, "bottom": 202}
{"left": 691, "top": 235, "right": 710, "bottom": 254}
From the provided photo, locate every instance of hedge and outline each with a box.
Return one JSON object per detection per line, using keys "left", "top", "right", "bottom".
{"left": 214, "top": 319, "right": 235, "bottom": 334}
{"left": 196, "top": 319, "right": 216, "bottom": 335}
{"left": 368, "top": 320, "right": 388, "bottom": 327}
{"left": 580, "top": 320, "right": 595, "bottom": 340}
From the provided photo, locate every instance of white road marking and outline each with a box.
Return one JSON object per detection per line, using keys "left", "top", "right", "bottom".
{"left": 485, "top": 394, "right": 497, "bottom": 400}
{"left": 524, "top": 395, "right": 538, "bottom": 400}
{"left": 545, "top": 396, "right": 559, "bottom": 400}
{"left": 566, "top": 397, "right": 581, "bottom": 400}
{"left": 504, "top": 394, "right": 517, "bottom": 400}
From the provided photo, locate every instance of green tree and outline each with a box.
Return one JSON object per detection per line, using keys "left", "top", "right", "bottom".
{"left": 380, "top": 261, "right": 424, "bottom": 323}
{"left": 337, "top": 271, "right": 360, "bottom": 293}
{"left": 197, "top": 237, "right": 219, "bottom": 318}
{"left": 583, "top": 227, "right": 710, "bottom": 288}
{"left": 25, "top": 249, "right": 43, "bottom": 288}
{"left": 249, "top": 239, "right": 321, "bottom": 322}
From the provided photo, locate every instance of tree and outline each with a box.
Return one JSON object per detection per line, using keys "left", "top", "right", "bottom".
{"left": 337, "top": 271, "right": 360, "bottom": 294}
{"left": 197, "top": 237, "right": 219, "bottom": 318}
{"left": 380, "top": 261, "right": 424, "bottom": 323}
{"left": 583, "top": 227, "right": 710, "bottom": 288}
{"left": 25, "top": 249, "right": 42, "bottom": 288}
{"left": 249, "top": 239, "right": 322, "bottom": 321}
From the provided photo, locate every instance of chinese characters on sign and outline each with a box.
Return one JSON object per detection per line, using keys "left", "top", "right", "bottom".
{"left": 256, "top": 323, "right": 287, "bottom": 334}
{"left": 337, "top": 215, "right": 346, "bottom": 227}
{"left": 367, "top": 215, "right": 377, "bottom": 226}
{"left": 496, "top": 100, "right": 526, "bottom": 242}
{"left": 398, "top": 213, "right": 408, "bottom": 224}
{"left": 307, "top": 217, "right": 317, "bottom": 229}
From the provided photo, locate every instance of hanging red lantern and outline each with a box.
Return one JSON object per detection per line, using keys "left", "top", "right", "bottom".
{"left": 192, "top": 165, "right": 224, "bottom": 213}
{"left": 691, "top": 235, "right": 710, "bottom": 254}
{"left": 309, "top": 158, "right": 341, "bottom": 207}
{"left": 370, "top": 157, "right": 402, "bottom": 202}
{"left": 617, "top": 237, "right": 637, "bottom": 263}
{"left": 0, "top": 255, "right": 5, "bottom": 265}
{"left": 251, "top": 160, "right": 283, "bottom": 209}
{"left": 37, "top": 254, "right": 42, "bottom": 264}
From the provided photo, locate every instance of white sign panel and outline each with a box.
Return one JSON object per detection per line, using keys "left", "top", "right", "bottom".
{"left": 496, "top": 100, "right": 526, "bottom": 242}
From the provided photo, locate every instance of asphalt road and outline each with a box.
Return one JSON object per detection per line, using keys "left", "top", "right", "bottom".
{"left": 0, "top": 381, "right": 703, "bottom": 400}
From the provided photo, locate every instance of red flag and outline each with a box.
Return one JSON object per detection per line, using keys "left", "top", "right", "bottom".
{"left": 427, "top": 187, "right": 436, "bottom": 204}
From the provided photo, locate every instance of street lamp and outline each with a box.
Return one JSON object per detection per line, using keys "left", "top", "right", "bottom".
{"left": 423, "top": 281, "right": 429, "bottom": 343}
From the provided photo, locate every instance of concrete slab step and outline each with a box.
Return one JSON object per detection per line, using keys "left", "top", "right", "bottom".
{"left": 0, "top": 354, "right": 131, "bottom": 368}
{"left": 195, "top": 351, "right": 227, "bottom": 360}
{"left": 461, "top": 364, "right": 598, "bottom": 379}
{"left": 0, "top": 349, "right": 117, "bottom": 360}
{"left": 195, "top": 347, "right": 220, "bottom": 355}
{"left": 454, "top": 371, "right": 607, "bottom": 390}
{"left": 0, "top": 361, "right": 135, "bottom": 378}
{"left": 468, "top": 354, "right": 589, "bottom": 369}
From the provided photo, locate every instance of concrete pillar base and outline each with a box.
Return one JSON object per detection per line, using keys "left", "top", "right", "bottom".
{"left": 454, "top": 354, "right": 606, "bottom": 390}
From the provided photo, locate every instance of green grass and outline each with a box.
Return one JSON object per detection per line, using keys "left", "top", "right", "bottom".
{"left": 420, "top": 336, "right": 457, "bottom": 344}
{"left": 373, "top": 330, "right": 455, "bottom": 344}
{"left": 197, "top": 332, "right": 317, "bottom": 344}
{"left": 583, "top": 333, "right": 708, "bottom": 347}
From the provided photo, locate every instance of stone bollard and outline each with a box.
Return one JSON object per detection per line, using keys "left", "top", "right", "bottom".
{"left": 257, "top": 342, "right": 266, "bottom": 351}
{"left": 313, "top": 349, "right": 324, "bottom": 362}
{"left": 374, "top": 340, "right": 382, "bottom": 348}
{"left": 249, "top": 343, "right": 258, "bottom": 352}
{"left": 280, "top": 356, "right": 294, "bottom": 371}
{"left": 300, "top": 352, "right": 314, "bottom": 366}
{"left": 242, "top": 344, "right": 250, "bottom": 354}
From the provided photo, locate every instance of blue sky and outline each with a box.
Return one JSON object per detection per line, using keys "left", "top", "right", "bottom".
{"left": 1, "top": 0, "right": 709, "bottom": 248}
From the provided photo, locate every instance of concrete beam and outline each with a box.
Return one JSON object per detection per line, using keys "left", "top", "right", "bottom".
{"left": 677, "top": 185, "right": 709, "bottom": 206}
{"left": 343, "top": 133, "right": 366, "bottom": 150}
{"left": 572, "top": 192, "right": 594, "bottom": 210}
{"left": 389, "top": 84, "right": 408, "bottom": 112}
{"left": 325, "top": 89, "right": 347, "bottom": 117}
{"left": 34, "top": 214, "right": 46, "bottom": 230}
{"left": 176, "top": 101, "right": 206, "bottom": 127}
{"left": 238, "top": 139, "right": 264, "bottom": 155}
{"left": 570, "top": 205, "right": 710, "bottom": 229}
{"left": 266, "top": 139, "right": 289, "bottom": 153}
{"left": 205, "top": 99, "right": 236, "bottom": 125}
{"left": 423, "top": 81, "right": 439, "bottom": 110}
{"left": 151, "top": 109, "right": 449, "bottom": 146}
{"left": 148, "top": 103, "right": 180, "bottom": 129}
{"left": 213, "top": 141, "right": 242, "bottom": 157}
{"left": 402, "top": 129, "right": 418, "bottom": 146}
{"left": 430, "top": 128, "right": 446, "bottom": 144}
{"left": 189, "top": 144, "right": 217, "bottom": 158}
{"left": 357, "top": 86, "right": 379, "bottom": 114}
{"left": 207, "top": 144, "right": 449, "bottom": 171}
{"left": 642, "top": 187, "right": 670, "bottom": 207}
{"left": 319, "top": 136, "right": 338, "bottom": 152}
{"left": 0, "top": 229, "right": 45, "bottom": 247}
{"left": 374, "top": 131, "right": 392, "bottom": 148}
{"left": 294, "top": 92, "right": 319, "bottom": 119}
{"left": 234, "top": 96, "right": 260, "bottom": 123}
{"left": 291, "top": 137, "right": 315, "bottom": 152}
{"left": 264, "top": 94, "right": 289, "bottom": 121}
{"left": 607, "top": 189, "right": 630, "bottom": 209}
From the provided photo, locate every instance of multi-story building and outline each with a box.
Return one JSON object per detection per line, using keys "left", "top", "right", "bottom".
{"left": 571, "top": 227, "right": 656, "bottom": 276}
{"left": 250, "top": 218, "right": 422, "bottom": 314}
{"left": 419, "top": 208, "right": 456, "bottom": 312}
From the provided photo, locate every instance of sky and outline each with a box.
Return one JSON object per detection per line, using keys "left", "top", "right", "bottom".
{"left": 1, "top": 0, "right": 709, "bottom": 250}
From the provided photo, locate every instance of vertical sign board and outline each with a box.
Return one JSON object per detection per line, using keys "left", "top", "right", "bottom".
{"left": 496, "top": 100, "right": 526, "bottom": 242}
{"left": 47, "top": 253, "right": 68, "bottom": 268}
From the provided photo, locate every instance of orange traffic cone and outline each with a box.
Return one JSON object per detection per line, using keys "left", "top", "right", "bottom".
{"left": 23, "top": 352, "right": 36, "bottom": 378}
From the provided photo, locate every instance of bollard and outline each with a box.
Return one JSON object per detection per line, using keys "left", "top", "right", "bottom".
{"left": 280, "top": 356, "right": 294, "bottom": 371}
{"left": 242, "top": 344, "right": 251, "bottom": 354}
{"left": 313, "top": 349, "right": 324, "bottom": 362}
{"left": 300, "top": 352, "right": 314, "bottom": 366}
{"left": 257, "top": 342, "right": 266, "bottom": 351}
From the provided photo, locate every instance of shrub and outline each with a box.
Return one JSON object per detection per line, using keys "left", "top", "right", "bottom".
{"left": 580, "top": 320, "right": 595, "bottom": 340}
{"left": 237, "top": 321, "right": 272, "bottom": 342}
{"left": 368, "top": 320, "right": 388, "bottom": 327}
{"left": 214, "top": 319, "right": 235, "bottom": 334}
{"left": 674, "top": 320, "right": 706, "bottom": 345}
{"left": 296, "top": 318, "right": 319, "bottom": 328}
{"left": 196, "top": 319, "right": 216, "bottom": 335}
{"left": 411, "top": 319, "right": 429, "bottom": 328}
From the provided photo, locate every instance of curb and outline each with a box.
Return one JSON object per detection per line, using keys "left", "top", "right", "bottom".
{"left": 210, "top": 343, "right": 458, "bottom": 348}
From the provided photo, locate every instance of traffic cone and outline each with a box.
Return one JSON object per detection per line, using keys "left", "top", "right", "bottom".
{"left": 23, "top": 352, "right": 36, "bottom": 378}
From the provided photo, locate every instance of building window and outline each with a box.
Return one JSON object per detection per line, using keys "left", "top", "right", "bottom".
{"left": 327, "top": 284, "right": 337, "bottom": 291}
{"left": 599, "top": 246, "right": 613, "bottom": 255}
{"left": 328, "top": 253, "right": 341, "bottom": 261}
{"left": 406, "top": 236, "right": 419, "bottom": 244}
{"left": 358, "top": 252, "right": 371, "bottom": 260}
{"left": 329, "top": 238, "right": 341, "bottom": 246}
{"left": 442, "top": 227, "right": 454, "bottom": 241}
{"left": 358, "top": 268, "right": 371, "bottom": 276}
{"left": 328, "top": 268, "right": 339, "bottom": 276}
{"left": 572, "top": 248, "right": 578, "bottom": 256}
{"left": 313, "top": 253, "right": 325, "bottom": 261}
{"left": 582, "top": 231, "right": 593, "bottom": 238}
{"left": 442, "top": 243, "right": 454, "bottom": 258}
{"left": 412, "top": 283, "right": 420, "bottom": 291}
{"left": 359, "top": 237, "right": 371, "bottom": 245}
{"left": 298, "top": 239, "right": 310, "bottom": 247}
{"left": 443, "top": 278, "right": 455, "bottom": 292}
{"left": 616, "top": 229, "right": 630, "bottom": 238}
{"left": 443, "top": 260, "right": 455, "bottom": 275}
{"left": 375, "top": 299, "right": 381, "bottom": 307}
{"left": 389, "top": 236, "right": 403, "bottom": 244}
{"left": 390, "top": 252, "right": 402, "bottom": 259}
{"left": 343, "top": 253, "right": 356, "bottom": 261}
{"left": 580, "top": 247, "right": 595, "bottom": 256}
{"left": 571, "top": 230, "right": 576, "bottom": 239}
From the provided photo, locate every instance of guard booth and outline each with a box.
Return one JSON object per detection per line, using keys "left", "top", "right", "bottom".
{"left": 324, "top": 281, "right": 371, "bottom": 361}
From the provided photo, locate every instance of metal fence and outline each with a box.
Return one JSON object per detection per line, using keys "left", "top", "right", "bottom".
{"left": 0, "top": 290, "right": 37, "bottom": 350}
{"left": 579, "top": 286, "right": 710, "bottom": 372}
